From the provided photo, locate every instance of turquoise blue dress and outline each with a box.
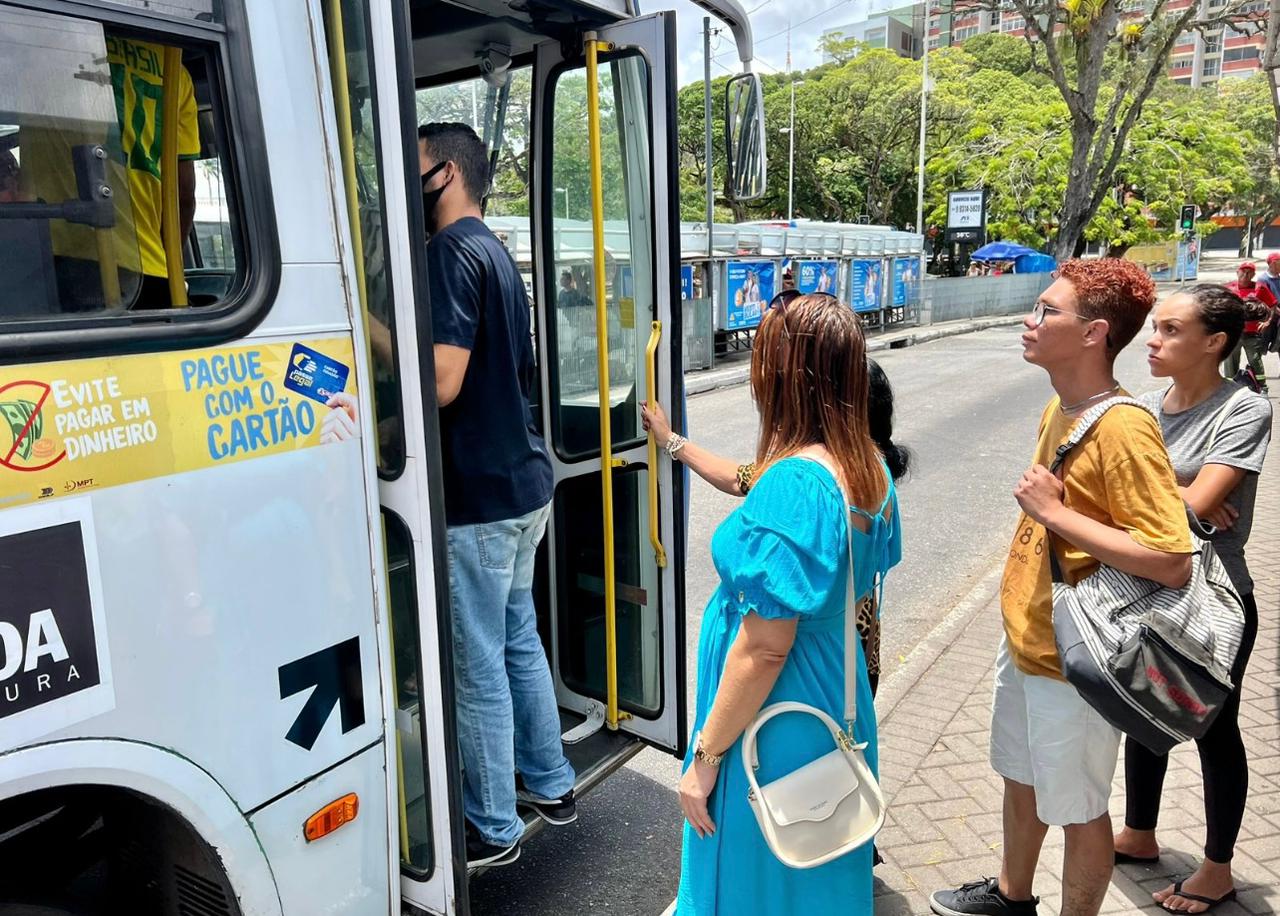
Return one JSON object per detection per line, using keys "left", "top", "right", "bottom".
{"left": 676, "top": 457, "right": 902, "bottom": 915}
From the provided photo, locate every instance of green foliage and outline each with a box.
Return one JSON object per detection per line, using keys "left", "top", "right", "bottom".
{"left": 668, "top": 38, "right": 1259, "bottom": 252}
{"left": 961, "top": 33, "right": 1033, "bottom": 76}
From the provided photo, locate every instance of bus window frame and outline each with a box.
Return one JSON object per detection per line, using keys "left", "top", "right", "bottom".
{"left": 0, "top": 0, "right": 279, "bottom": 360}
{"left": 388, "top": 3, "right": 469, "bottom": 908}
{"left": 537, "top": 46, "right": 661, "bottom": 466}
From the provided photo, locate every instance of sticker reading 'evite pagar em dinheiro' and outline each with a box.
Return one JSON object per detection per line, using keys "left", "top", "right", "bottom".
{"left": 0, "top": 337, "right": 359, "bottom": 511}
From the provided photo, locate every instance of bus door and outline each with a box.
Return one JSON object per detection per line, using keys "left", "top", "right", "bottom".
{"left": 532, "top": 13, "right": 687, "bottom": 756}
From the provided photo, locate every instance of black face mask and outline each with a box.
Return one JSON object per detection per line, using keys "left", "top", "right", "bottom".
{"left": 421, "top": 160, "right": 450, "bottom": 237}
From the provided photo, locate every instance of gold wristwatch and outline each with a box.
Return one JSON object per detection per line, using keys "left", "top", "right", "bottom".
{"left": 692, "top": 731, "right": 723, "bottom": 767}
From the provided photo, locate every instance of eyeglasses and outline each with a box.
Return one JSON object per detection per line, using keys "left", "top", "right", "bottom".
{"left": 1031, "top": 299, "right": 1092, "bottom": 328}
{"left": 767, "top": 289, "right": 839, "bottom": 311}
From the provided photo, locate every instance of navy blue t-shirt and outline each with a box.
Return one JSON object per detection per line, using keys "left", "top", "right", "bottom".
{"left": 428, "top": 217, "right": 553, "bottom": 526}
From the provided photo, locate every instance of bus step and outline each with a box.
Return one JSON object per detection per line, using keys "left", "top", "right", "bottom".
{"left": 561, "top": 702, "right": 605, "bottom": 745}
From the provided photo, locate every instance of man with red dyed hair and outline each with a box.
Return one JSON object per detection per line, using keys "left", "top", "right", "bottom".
{"left": 931, "top": 260, "right": 1193, "bottom": 916}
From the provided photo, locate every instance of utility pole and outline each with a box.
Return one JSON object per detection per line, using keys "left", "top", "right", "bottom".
{"left": 788, "top": 78, "right": 796, "bottom": 223}
{"left": 787, "top": 24, "right": 795, "bottom": 223}
{"left": 704, "top": 16, "right": 715, "bottom": 311}
{"left": 916, "top": 3, "right": 930, "bottom": 288}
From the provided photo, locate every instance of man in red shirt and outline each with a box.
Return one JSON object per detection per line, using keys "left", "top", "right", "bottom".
{"left": 1224, "top": 261, "right": 1276, "bottom": 392}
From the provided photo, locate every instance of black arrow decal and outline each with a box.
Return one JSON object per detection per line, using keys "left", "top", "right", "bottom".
{"left": 278, "top": 636, "right": 365, "bottom": 750}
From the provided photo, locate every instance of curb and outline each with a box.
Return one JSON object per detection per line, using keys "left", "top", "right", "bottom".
{"left": 684, "top": 315, "right": 1026, "bottom": 396}
{"left": 874, "top": 560, "right": 1003, "bottom": 728}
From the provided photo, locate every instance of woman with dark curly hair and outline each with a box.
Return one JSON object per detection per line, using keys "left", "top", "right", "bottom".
{"left": 1113, "top": 284, "right": 1271, "bottom": 914}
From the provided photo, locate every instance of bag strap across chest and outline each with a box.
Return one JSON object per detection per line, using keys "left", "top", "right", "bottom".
{"left": 1045, "top": 397, "right": 1156, "bottom": 584}
{"left": 787, "top": 454, "right": 862, "bottom": 729}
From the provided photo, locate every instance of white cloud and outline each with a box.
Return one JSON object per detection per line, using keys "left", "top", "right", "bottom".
{"left": 654, "top": 0, "right": 906, "bottom": 86}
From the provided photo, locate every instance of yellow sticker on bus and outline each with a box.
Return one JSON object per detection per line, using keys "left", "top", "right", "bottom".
{"left": 0, "top": 337, "right": 359, "bottom": 508}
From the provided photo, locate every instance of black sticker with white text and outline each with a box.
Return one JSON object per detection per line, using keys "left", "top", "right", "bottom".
{"left": 0, "top": 522, "right": 100, "bottom": 719}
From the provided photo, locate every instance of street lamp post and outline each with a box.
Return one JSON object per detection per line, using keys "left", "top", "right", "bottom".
{"left": 916, "top": 7, "right": 930, "bottom": 290}
{"left": 555, "top": 186, "right": 569, "bottom": 219}
{"left": 786, "top": 78, "right": 803, "bottom": 223}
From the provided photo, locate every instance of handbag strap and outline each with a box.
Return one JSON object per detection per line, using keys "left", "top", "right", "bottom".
{"left": 788, "top": 453, "right": 860, "bottom": 730}
{"left": 1044, "top": 396, "right": 1156, "bottom": 584}
{"left": 1208, "top": 385, "right": 1252, "bottom": 454}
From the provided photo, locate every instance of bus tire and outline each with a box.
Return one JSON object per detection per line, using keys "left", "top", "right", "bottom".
{"left": 0, "top": 786, "right": 242, "bottom": 916}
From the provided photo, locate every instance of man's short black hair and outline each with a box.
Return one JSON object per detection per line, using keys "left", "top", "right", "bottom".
{"left": 418, "top": 122, "right": 489, "bottom": 204}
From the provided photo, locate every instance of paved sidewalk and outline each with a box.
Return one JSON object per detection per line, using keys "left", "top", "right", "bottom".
{"left": 873, "top": 416, "right": 1280, "bottom": 915}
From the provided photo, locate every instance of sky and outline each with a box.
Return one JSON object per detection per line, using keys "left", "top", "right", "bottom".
{"left": 653, "top": 0, "right": 900, "bottom": 87}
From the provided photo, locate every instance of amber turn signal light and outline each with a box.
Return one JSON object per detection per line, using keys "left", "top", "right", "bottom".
{"left": 304, "top": 793, "right": 359, "bottom": 842}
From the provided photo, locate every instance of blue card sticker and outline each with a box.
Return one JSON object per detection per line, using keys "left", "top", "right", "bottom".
{"left": 284, "top": 343, "right": 350, "bottom": 404}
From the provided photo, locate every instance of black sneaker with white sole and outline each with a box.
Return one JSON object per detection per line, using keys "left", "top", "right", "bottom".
{"left": 515, "top": 787, "right": 577, "bottom": 826}
{"left": 465, "top": 822, "right": 520, "bottom": 868}
{"left": 930, "top": 877, "right": 1039, "bottom": 916}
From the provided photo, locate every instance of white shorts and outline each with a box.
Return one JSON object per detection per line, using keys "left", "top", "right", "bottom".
{"left": 989, "top": 637, "right": 1121, "bottom": 827}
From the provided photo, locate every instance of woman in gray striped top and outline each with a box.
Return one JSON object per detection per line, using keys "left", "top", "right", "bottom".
{"left": 1113, "top": 285, "right": 1271, "bottom": 914}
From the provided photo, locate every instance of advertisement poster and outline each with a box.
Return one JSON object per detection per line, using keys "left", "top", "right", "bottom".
{"left": 616, "top": 265, "right": 636, "bottom": 328}
{"left": 1125, "top": 242, "right": 1177, "bottom": 281}
{"left": 1177, "top": 238, "right": 1200, "bottom": 281}
{"left": 680, "top": 264, "right": 694, "bottom": 301}
{"left": 850, "top": 259, "right": 882, "bottom": 313}
{"left": 725, "top": 259, "right": 775, "bottom": 330}
{"left": 0, "top": 337, "right": 360, "bottom": 510}
{"left": 947, "top": 190, "right": 985, "bottom": 229}
{"left": 893, "top": 257, "right": 917, "bottom": 307}
{"left": 796, "top": 260, "right": 838, "bottom": 296}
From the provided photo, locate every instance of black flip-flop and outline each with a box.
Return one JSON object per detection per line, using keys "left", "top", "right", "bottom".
{"left": 1159, "top": 879, "right": 1238, "bottom": 913}
{"left": 1115, "top": 850, "right": 1160, "bottom": 865}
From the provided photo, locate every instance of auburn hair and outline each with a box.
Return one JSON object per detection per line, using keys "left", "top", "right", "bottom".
{"left": 750, "top": 295, "right": 887, "bottom": 511}
{"left": 1056, "top": 258, "right": 1157, "bottom": 355}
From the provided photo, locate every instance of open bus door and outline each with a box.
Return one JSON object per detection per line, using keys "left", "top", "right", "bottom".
{"left": 531, "top": 13, "right": 687, "bottom": 756}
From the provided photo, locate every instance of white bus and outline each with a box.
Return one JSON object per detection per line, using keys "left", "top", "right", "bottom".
{"left": 0, "top": 0, "right": 764, "bottom": 913}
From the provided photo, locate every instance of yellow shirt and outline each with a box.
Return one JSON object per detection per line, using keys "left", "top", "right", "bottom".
{"left": 1000, "top": 395, "right": 1192, "bottom": 680}
{"left": 21, "top": 35, "right": 199, "bottom": 278}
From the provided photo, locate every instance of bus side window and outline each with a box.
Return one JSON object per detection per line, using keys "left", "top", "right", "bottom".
{"left": 0, "top": 6, "right": 240, "bottom": 318}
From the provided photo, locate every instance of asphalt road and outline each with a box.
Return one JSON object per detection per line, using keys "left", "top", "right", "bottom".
{"left": 469, "top": 323, "right": 1161, "bottom": 915}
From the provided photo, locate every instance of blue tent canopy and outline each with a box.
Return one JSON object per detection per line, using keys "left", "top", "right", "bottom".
{"left": 971, "top": 241, "right": 1037, "bottom": 261}
{"left": 1014, "top": 252, "right": 1057, "bottom": 274}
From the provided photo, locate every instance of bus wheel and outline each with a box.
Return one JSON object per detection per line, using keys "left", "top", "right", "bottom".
{"left": 0, "top": 786, "right": 242, "bottom": 916}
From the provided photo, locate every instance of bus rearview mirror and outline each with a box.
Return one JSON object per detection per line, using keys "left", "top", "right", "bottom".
{"left": 724, "top": 73, "right": 767, "bottom": 203}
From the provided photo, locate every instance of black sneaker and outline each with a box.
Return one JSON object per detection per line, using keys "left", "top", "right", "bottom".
{"left": 930, "top": 877, "right": 1039, "bottom": 916}
{"left": 465, "top": 822, "right": 520, "bottom": 868}
{"left": 515, "top": 787, "right": 577, "bottom": 826}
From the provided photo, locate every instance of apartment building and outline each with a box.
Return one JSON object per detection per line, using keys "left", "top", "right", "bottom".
{"left": 893, "top": 0, "right": 1269, "bottom": 84}
{"left": 821, "top": 3, "right": 925, "bottom": 60}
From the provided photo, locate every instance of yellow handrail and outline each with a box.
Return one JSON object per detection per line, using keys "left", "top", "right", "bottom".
{"left": 645, "top": 321, "right": 667, "bottom": 569}
{"left": 585, "top": 34, "right": 622, "bottom": 731}
{"left": 324, "top": 0, "right": 371, "bottom": 329}
{"left": 161, "top": 45, "right": 188, "bottom": 307}
{"left": 94, "top": 230, "right": 121, "bottom": 309}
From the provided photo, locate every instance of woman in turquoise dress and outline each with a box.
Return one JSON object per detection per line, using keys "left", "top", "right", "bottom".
{"left": 671, "top": 295, "right": 902, "bottom": 915}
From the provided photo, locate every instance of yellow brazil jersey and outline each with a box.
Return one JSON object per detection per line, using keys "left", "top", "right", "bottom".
{"left": 21, "top": 35, "right": 199, "bottom": 279}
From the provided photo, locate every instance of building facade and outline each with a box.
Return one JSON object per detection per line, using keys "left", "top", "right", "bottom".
{"left": 822, "top": 3, "right": 925, "bottom": 60}
{"left": 821, "top": 0, "right": 1270, "bottom": 84}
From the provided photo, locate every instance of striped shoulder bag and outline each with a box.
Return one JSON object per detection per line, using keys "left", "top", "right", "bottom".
{"left": 1048, "top": 397, "right": 1248, "bottom": 755}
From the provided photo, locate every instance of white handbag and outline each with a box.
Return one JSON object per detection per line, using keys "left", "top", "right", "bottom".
{"left": 740, "top": 461, "right": 885, "bottom": 869}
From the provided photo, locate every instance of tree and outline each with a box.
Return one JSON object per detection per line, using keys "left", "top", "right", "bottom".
{"left": 961, "top": 33, "right": 1034, "bottom": 75}
{"left": 1219, "top": 74, "right": 1280, "bottom": 256}
{"left": 984, "top": 0, "right": 1267, "bottom": 257}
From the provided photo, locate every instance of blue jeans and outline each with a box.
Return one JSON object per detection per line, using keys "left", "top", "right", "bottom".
{"left": 446, "top": 502, "right": 574, "bottom": 845}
